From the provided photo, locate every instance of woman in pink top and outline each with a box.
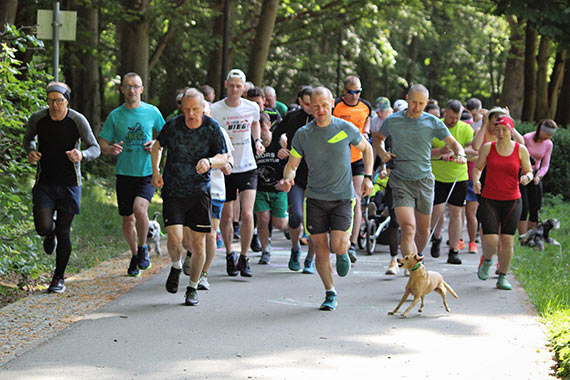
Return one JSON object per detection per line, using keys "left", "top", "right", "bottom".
{"left": 518, "top": 119, "right": 556, "bottom": 234}
{"left": 472, "top": 116, "right": 533, "bottom": 290}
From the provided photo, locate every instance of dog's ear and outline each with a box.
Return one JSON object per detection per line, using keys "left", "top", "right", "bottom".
{"left": 415, "top": 254, "right": 424, "bottom": 262}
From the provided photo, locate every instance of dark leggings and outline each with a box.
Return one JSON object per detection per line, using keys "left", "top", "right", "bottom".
{"left": 288, "top": 184, "right": 305, "bottom": 229}
{"left": 519, "top": 181, "right": 543, "bottom": 222}
{"left": 382, "top": 185, "right": 400, "bottom": 257}
{"left": 33, "top": 208, "right": 75, "bottom": 279}
{"left": 478, "top": 197, "right": 522, "bottom": 235}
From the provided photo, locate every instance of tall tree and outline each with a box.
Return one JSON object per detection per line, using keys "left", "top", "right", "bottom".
{"left": 118, "top": 0, "right": 151, "bottom": 100}
{"left": 555, "top": 63, "right": 570, "bottom": 126}
{"left": 500, "top": 15, "right": 525, "bottom": 119}
{"left": 0, "top": 0, "right": 18, "bottom": 25}
{"left": 535, "top": 34, "right": 551, "bottom": 121}
{"left": 521, "top": 24, "right": 537, "bottom": 121}
{"left": 247, "top": 0, "right": 279, "bottom": 86}
{"left": 547, "top": 47, "right": 566, "bottom": 120}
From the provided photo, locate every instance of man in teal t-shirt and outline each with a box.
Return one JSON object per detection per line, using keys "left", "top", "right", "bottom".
{"left": 99, "top": 72, "right": 165, "bottom": 277}
{"left": 429, "top": 99, "right": 474, "bottom": 264}
{"left": 376, "top": 85, "right": 466, "bottom": 265}
{"left": 279, "top": 86, "right": 375, "bottom": 311}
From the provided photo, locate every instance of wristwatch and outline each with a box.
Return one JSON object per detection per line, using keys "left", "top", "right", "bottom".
{"left": 207, "top": 157, "right": 212, "bottom": 167}
{"left": 364, "top": 174, "right": 373, "bottom": 180}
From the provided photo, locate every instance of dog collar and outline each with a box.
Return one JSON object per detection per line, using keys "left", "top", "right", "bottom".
{"left": 411, "top": 262, "right": 422, "bottom": 271}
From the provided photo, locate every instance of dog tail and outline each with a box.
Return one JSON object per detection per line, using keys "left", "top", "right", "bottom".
{"left": 152, "top": 211, "right": 161, "bottom": 221}
{"left": 443, "top": 281, "right": 458, "bottom": 299}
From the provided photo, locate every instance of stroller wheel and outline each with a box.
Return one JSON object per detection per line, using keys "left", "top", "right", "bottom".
{"left": 366, "top": 219, "right": 377, "bottom": 255}
{"left": 357, "top": 221, "right": 367, "bottom": 250}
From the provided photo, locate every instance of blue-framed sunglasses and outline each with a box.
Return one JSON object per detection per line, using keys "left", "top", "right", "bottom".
{"left": 346, "top": 89, "right": 362, "bottom": 95}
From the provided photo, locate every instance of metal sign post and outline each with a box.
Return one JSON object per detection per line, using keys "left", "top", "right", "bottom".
{"left": 53, "top": 1, "right": 60, "bottom": 81}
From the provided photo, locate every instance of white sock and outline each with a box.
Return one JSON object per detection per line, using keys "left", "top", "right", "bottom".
{"left": 172, "top": 260, "right": 182, "bottom": 269}
{"left": 326, "top": 287, "right": 336, "bottom": 294}
{"left": 189, "top": 280, "right": 198, "bottom": 289}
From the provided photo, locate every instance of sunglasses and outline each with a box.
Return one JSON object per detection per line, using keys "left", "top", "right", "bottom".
{"left": 47, "top": 98, "right": 66, "bottom": 105}
{"left": 346, "top": 89, "right": 362, "bottom": 95}
{"left": 123, "top": 85, "right": 142, "bottom": 91}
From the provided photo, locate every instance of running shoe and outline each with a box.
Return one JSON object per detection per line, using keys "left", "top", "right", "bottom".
{"left": 216, "top": 231, "right": 223, "bottom": 248}
{"left": 447, "top": 248, "right": 462, "bottom": 265}
{"left": 233, "top": 222, "right": 240, "bottom": 240}
{"left": 226, "top": 251, "right": 239, "bottom": 276}
{"left": 386, "top": 259, "right": 399, "bottom": 275}
{"left": 137, "top": 246, "right": 152, "bottom": 270}
{"left": 127, "top": 255, "right": 141, "bottom": 277}
{"left": 496, "top": 274, "right": 512, "bottom": 290}
{"left": 457, "top": 239, "right": 466, "bottom": 250}
{"left": 236, "top": 255, "right": 252, "bottom": 277}
{"left": 468, "top": 242, "right": 478, "bottom": 254}
{"left": 43, "top": 232, "right": 57, "bottom": 255}
{"left": 198, "top": 272, "right": 210, "bottom": 290}
{"left": 336, "top": 253, "right": 351, "bottom": 277}
{"left": 183, "top": 251, "right": 192, "bottom": 276}
{"left": 288, "top": 247, "right": 301, "bottom": 271}
{"left": 347, "top": 243, "right": 358, "bottom": 263}
{"left": 259, "top": 250, "right": 271, "bottom": 265}
{"left": 283, "top": 228, "right": 291, "bottom": 240}
{"left": 250, "top": 234, "right": 262, "bottom": 252}
{"left": 478, "top": 258, "right": 493, "bottom": 280}
{"left": 430, "top": 236, "right": 442, "bottom": 258}
{"left": 303, "top": 258, "right": 315, "bottom": 274}
{"left": 319, "top": 291, "right": 338, "bottom": 311}
{"left": 165, "top": 267, "right": 181, "bottom": 293}
{"left": 184, "top": 286, "right": 199, "bottom": 306}
{"left": 47, "top": 276, "right": 65, "bottom": 294}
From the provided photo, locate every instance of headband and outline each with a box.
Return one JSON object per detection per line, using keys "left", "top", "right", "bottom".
{"left": 541, "top": 124, "right": 557, "bottom": 136}
{"left": 47, "top": 85, "right": 70, "bottom": 101}
{"left": 495, "top": 115, "right": 514, "bottom": 132}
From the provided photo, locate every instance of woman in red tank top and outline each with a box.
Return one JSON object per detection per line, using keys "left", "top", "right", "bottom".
{"left": 472, "top": 116, "right": 533, "bottom": 290}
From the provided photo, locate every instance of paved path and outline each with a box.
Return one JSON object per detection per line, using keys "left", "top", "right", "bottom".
{"left": 1, "top": 231, "right": 556, "bottom": 379}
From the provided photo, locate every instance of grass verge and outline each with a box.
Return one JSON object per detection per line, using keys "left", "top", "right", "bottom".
{"left": 511, "top": 195, "right": 570, "bottom": 379}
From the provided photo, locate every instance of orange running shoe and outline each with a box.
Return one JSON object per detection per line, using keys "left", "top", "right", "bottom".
{"left": 457, "top": 239, "right": 466, "bottom": 250}
{"left": 468, "top": 242, "right": 478, "bottom": 254}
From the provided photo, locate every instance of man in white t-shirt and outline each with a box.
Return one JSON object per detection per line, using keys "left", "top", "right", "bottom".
{"left": 211, "top": 69, "right": 264, "bottom": 278}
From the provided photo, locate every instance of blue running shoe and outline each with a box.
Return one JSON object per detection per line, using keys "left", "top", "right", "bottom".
{"left": 478, "top": 257, "right": 493, "bottom": 281}
{"left": 319, "top": 291, "right": 337, "bottom": 311}
{"left": 302, "top": 258, "right": 315, "bottom": 274}
{"left": 137, "top": 246, "right": 151, "bottom": 270}
{"left": 288, "top": 247, "right": 301, "bottom": 271}
{"left": 336, "top": 253, "right": 351, "bottom": 277}
{"left": 127, "top": 255, "right": 141, "bottom": 277}
{"left": 496, "top": 274, "right": 512, "bottom": 290}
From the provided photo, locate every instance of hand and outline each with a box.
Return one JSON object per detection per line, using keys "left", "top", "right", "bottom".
{"left": 362, "top": 177, "right": 374, "bottom": 197}
{"left": 221, "top": 162, "right": 233, "bottom": 175}
{"left": 152, "top": 172, "right": 164, "bottom": 188}
{"left": 520, "top": 173, "right": 532, "bottom": 186}
{"left": 277, "top": 148, "right": 290, "bottom": 160}
{"left": 109, "top": 141, "right": 123, "bottom": 155}
{"left": 533, "top": 176, "right": 541, "bottom": 185}
{"left": 380, "top": 151, "right": 395, "bottom": 164}
{"left": 65, "top": 149, "right": 83, "bottom": 163}
{"left": 143, "top": 140, "right": 154, "bottom": 154}
{"left": 196, "top": 158, "right": 211, "bottom": 174}
{"left": 473, "top": 180, "right": 481, "bottom": 194}
{"left": 454, "top": 155, "right": 467, "bottom": 164}
{"left": 275, "top": 178, "right": 294, "bottom": 192}
{"left": 441, "top": 153, "right": 453, "bottom": 162}
{"left": 379, "top": 169, "right": 388, "bottom": 179}
{"left": 255, "top": 140, "right": 265, "bottom": 156}
{"left": 440, "top": 145, "right": 451, "bottom": 155}
{"left": 28, "top": 150, "right": 42, "bottom": 164}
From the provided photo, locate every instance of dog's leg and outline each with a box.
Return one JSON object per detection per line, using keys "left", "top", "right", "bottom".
{"left": 401, "top": 296, "right": 421, "bottom": 318}
{"left": 418, "top": 296, "right": 425, "bottom": 313}
{"left": 388, "top": 290, "right": 410, "bottom": 315}
{"left": 538, "top": 239, "right": 545, "bottom": 252}
{"left": 546, "top": 237, "right": 560, "bottom": 247}
{"left": 435, "top": 287, "right": 451, "bottom": 312}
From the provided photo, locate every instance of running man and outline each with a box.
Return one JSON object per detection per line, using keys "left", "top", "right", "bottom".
{"left": 278, "top": 86, "right": 374, "bottom": 311}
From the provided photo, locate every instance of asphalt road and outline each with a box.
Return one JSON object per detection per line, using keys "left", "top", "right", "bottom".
{"left": 1, "top": 231, "right": 556, "bottom": 379}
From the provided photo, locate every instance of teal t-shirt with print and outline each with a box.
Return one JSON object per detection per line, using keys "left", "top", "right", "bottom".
{"left": 291, "top": 116, "right": 362, "bottom": 201}
{"left": 100, "top": 102, "right": 165, "bottom": 177}
{"left": 380, "top": 110, "right": 450, "bottom": 180}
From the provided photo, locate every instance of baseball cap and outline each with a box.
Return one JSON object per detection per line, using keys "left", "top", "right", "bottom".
{"left": 393, "top": 99, "right": 408, "bottom": 112}
{"left": 227, "top": 69, "right": 246, "bottom": 83}
{"left": 495, "top": 115, "right": 514, "bottom": 132}
{"left": 373, "top": 97, "right": 391, "bottom": 112}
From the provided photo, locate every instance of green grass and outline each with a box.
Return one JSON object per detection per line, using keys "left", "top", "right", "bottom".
{"left": 511, "top": 195, "right": 570, "bottom": 379}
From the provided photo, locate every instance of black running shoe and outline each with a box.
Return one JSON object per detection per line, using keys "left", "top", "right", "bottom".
{"left": 127, "top": 255, "right": 141, "bottom": 277}
{"left": 184, "top": 286, "right": 199, "bottom": 306}
{"left": 233, "top": 222, "right": 241, "bottom": 240}
{"left": 250, "top": 234, "right": 262, "bottom": 252}
{"left": 165, "top": 267, "right": 182, "bottom": 293}
{"left": 137, "top": 246, "right": 151, "bottom": 270}
{"left": 258, "top": 250, "right": 271, "bottom": 264}
{"left": 430, "top": 236, "right": 442, "bottom": 258}
{"left": 47, "top": 276, "right": 66, "bottom": 293}
{"left": 43, "top": 231, "right": 57, "bottom": 255}
{"left": 447, "top": 248, "right": 462, "bottom": 265}
{"left": 226, "top": 251, "right": 239, "bottom": 276}
{"left": 236, "top": 255, "right": 252, "bottom": 277}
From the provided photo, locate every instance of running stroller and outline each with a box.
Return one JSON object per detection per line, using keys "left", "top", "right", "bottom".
{"left": 357, "top": 173, "right": 393, "bottom": 255}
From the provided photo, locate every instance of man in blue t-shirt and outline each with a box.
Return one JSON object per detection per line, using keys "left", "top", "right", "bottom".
{"left": 375, "top": 84, "right": 466, "bottom": 265}
{"left": 151, "top": 88, "right": 228, "bottom": 306}
{"left": 99, "top": 72, "right": 165, "bottom": 277}
{"left": 278, "top": 86, "right": 374, "bottom": 311}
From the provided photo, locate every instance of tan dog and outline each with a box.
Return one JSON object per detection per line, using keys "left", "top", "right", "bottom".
{"left": 388, "top": 254, "right": 458, "bottom": 318}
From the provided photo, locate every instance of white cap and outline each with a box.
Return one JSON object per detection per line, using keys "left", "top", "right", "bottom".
{"left": 227, "top": 69, "right": 246, "bottom": 83}
{"left": 393, "top": 99, "right": 408, "bottom": 112}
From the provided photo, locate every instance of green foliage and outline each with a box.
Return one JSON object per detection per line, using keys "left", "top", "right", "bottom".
{"left": 511, "top": 195, "right": 570, "bottom": 378}
{"left": 516, "top": 121, "right": 570, "bottom": 200}
{"left": 0, "top": 25, "right": 53, "bottom": 287}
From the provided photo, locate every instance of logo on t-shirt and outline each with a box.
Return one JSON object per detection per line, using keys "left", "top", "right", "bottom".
{"left": 126, "top": 123, "right": 145, "bottom": 146}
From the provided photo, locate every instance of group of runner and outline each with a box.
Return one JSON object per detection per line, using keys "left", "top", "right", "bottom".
{"left": 24, "top": 69, "right": 556, "bottom": 309}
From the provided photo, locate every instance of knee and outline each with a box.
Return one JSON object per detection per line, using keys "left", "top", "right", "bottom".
{"left": 167, "top": 235, "right": 182, "bottom": 250}
{"left": 288, "top": 212, "right": 302, "bottom": 229}
{"left": 241, "top": 209, "right": 254, "bottom": 223}
{"left": 400, "top": 222, "right": 416, "bottom": 237}
{"left": 122, "top": 216, "right": 135, "bottom": 229}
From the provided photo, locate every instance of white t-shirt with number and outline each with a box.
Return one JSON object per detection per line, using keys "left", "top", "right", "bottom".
{"left": 211, "top": 98, "right": 260, "bottom": 173}
{"left": 210, "top": 128, "right": 234, "bottom": 201}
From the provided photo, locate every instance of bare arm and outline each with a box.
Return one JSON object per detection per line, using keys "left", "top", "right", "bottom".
{"left": 251, "top": 120, "right": 264, "bottom": 156}
{"left": 354, "top": 137, "right": 374, "bottom": 196}
{"left": 472, "top": 143, "right": 491, "bottom": 194}
{"left": 99, "top": 137, "right": 124, "bottom": 156}
{"left": 519, "top": 145, "right": 533, "bottom": 186}
{"left": 151, "top": 140, "right": 164, "bottom": 188}
{"left": 443, "top": 135, "right": 467, "bottom": 164}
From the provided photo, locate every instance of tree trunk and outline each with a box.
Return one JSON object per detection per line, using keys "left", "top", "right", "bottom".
{"left": 0, "top": 0, "right": 18, "bottom": 25}
{"left": 247, "top": 0, "right": 279, "bottom": 86}
{"left": 118, "top": 0, "right": 151, "bottom": 102}
{"left": 500, "top": 15, "right": 525, "bottom": 119}
{"left": 547, "top": 48, "right": 566, "bottom": 119}
{"left": 206, "top": 0, "right": 226, "bottom": 99}
{"left": 522, "top": 25, "right": 538, "bottom": 121}
{"left": 555, "top": 63, "right": 570, "bottom": 126}
{"left": 405, "top": 34, "right": 418, "bottom": 88}
{"left": 535, "top": 34, "right": 551, "bottom": 121}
